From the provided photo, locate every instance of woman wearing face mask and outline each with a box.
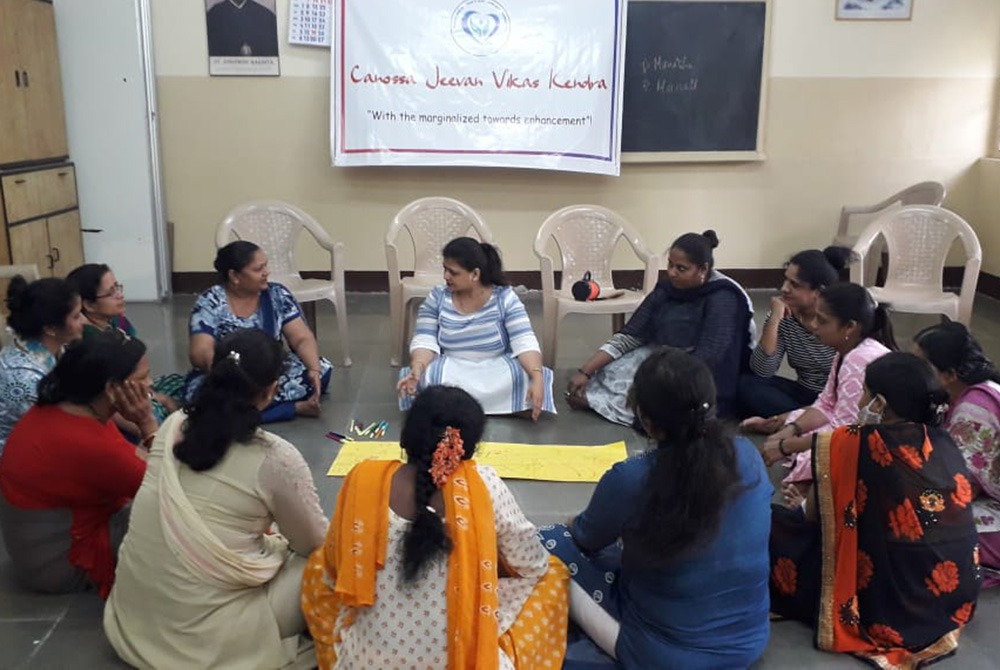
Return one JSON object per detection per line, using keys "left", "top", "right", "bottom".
{"left": 914, "top": 321, "right": 1000, "bottom": 587}
{"left": 754, "top": 283, "right": 896, "bottom": 488}
{"left": 768, "top": 353, "right": 981, "bottom": 668}
{"left": 567, "top": 230, "right": 755, "bottom": 424}
{"left": 737, "top": 247, "right": 849, "bottom": 418}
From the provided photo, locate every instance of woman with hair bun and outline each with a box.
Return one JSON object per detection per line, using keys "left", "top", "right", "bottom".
{"left": 184, "top": 241, "right": 332, "bottom": 422}
{"left": 568, "top": 230, "right": 755, "bottom": 424}
{"left": 303, "top": 385, "right": 569, "bottom": 668}
{"left": 105, "top": 328, "right": 327, "bottom": 669}
{"left": 914, "top": 321, "right": 1000, "bottom": 587}
{"left": 0, "top": 276, "right": 84, "bottom": 453}
{"left": 769, "top": 352, "right": 981, "bottom": 667}
{"left": 0, "top": 331, "right": 152, "bottom": 597}
{"left": 397, "top": 236, "right": 556, "bottom": 420}
{"left": 737, "top": 246, "right": 850, "bottom": 417}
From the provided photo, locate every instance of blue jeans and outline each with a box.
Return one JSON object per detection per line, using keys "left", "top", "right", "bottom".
{"left": 736, "top": 373, "right": 818, "bottom": 418}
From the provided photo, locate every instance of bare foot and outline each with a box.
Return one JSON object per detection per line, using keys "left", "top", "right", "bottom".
{"left": 295, "top": 399, "right": 321, "bottom": 417}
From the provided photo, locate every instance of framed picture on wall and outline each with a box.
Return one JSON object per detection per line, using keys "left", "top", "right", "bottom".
{"left": 836, "top": 0, "right": 913, "bottom": 21}
{"left": 205, "top": 0, "right": 281, "bottom": 76}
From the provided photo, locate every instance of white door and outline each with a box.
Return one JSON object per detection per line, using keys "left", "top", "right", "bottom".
{"left": 53, "top": 0, "right": 167, "bottom": 301}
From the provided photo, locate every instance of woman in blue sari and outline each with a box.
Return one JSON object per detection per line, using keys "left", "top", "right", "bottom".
{"left": 567, "top": 230, "right": 754, "bottom": 424}
{"left": 184, "top": 241, "right": 331, "bottom": 422}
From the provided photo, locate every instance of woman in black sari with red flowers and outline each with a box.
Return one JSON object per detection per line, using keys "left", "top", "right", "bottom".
{"left": 769, "top": 352, "right": 982, "bottom": 668}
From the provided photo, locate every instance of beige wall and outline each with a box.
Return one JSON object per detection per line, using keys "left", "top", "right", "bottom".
{"left": 152, "top": 0, "right": 1000, "bottom": 275}
{"left": 978, "top": 158, "right": 1000, "bottom": 275}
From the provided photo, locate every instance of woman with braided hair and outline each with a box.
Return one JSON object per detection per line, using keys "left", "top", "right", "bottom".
{"left": 104, "top": 328, "right": 327, "bottom": 669}
{"left": 302, "top": 385, "right": 570, "bottom": 669}
{"left": 915, "top": 321, "right": 1000, "bottom": 587}
{"left": 541, "top": 347, "right": 772, "bottom": 667}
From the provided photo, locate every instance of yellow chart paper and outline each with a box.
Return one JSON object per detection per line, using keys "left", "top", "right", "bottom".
{"left": 326, "top": 440, "right": 627, "bottom": 482}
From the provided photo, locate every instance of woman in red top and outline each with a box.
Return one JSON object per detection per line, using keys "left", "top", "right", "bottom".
{"left": 0, "top": 330, "right": 155, "bottom": 597}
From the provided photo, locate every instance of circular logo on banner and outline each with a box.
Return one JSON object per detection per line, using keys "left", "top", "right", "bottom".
{"left": 451, "top": 0, "right": 510, "bottom": 57}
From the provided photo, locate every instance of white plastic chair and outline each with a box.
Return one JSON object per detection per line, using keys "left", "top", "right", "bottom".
{"left": 215, "top": 201, "right": 351, "bottom": 366}
{"left": 835, "top": 181, "right": 946, "bottom": 285}
{"left": 386, "top": 197, "right": 493, "bottom": 366}
{"left": 533, "top": 205, "right": 660, "bottom": 369}
{"left": 1, "top": 264, "right": 42, "bottom": 348}
{"left": 852, "top": 205, "right": 981, "bottom": 325}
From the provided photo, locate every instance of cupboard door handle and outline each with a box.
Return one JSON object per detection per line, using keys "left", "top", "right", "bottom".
{"left": 13, "top": 178, "right": 26, "bottom": 184}
{"left": 21, "top": 70, "right": 28, "bottom": 87}
{"left": 14, "top": 70, "right": 20, "bottom": 87}
{"left": 57, "top": 171, "right": 68, "bottom": 177}
{"left": 51, "top": 247, "right": 61, "bottom": 263}
{"left": 46, "top": 254, "right": 54, "bottom": 270}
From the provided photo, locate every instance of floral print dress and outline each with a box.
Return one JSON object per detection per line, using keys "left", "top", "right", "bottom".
{"left": 0, "top": 337, "right": 56, "bottom": 455}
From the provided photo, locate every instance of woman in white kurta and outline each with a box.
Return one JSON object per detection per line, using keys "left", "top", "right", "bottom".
{"left": 397, "top": 237, "right": 556, "bottom": 419}
{"left": 104, "top": 329, "right": 327, "bottom": 670}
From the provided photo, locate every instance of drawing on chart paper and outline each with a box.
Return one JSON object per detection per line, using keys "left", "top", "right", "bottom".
{"left": 836, "top": 0, "right": 913, "bottom": 21}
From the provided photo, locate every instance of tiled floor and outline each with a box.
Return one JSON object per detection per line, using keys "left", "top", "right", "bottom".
{"left": 2, "top": 289, "right": 999, "bottom": 668}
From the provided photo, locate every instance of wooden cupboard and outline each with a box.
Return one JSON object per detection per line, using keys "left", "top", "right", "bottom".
{"left": 1, "top": 164, "right": 82, "bottom": 277}
{"left": 0, "top": 0, "right": 82, "bottom": 278}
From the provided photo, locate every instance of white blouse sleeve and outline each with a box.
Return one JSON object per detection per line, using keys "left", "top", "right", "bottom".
{"left": 258, "top": 436, "right": 329, "bottom": 557}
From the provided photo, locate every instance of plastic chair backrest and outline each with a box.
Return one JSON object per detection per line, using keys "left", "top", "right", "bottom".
{"left": 534, "top": 205, "right": 643, "bottom": 290}
{"left": 216, "top": 201, "right": 334, "bottom": 280}
{"left": 387, "top": 198, "right": 493, "bottom": 281}
{"left": 868, "top": 206, "right": 980, "bottom": 291}
{"left": 838, "top": 181, "right": 946, "bottom": 240}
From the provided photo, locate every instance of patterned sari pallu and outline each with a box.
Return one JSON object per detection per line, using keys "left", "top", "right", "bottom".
{"left": 301, "top": 459, "right": 569, "bottom": 669}
{"left": 771, "top": 424, "right": 982, "bottom": 669}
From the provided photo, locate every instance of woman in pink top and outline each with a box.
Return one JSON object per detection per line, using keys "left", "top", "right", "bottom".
{"left": 746, "top": 283, "right": 895, "bottom": 486}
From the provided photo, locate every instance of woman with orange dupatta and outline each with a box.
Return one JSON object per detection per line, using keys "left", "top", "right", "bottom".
{"left": 302, "top": 385, "right": 569, "bottom": 669}
{"left": 769, "top": 353, "right": 982, "bottom": 669}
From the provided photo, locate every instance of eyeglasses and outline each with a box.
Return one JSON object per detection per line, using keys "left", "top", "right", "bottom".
{"left": 96, "top": 283, "right": 124, "bottom": 299}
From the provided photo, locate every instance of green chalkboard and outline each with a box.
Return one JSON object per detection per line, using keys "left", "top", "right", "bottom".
{"left": 622, "top": 0, "right": 769, "bottom": 160}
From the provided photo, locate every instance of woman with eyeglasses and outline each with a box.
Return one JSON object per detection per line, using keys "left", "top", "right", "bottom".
{"left": 67, "top": 263, "right": 185, "bottom": 424}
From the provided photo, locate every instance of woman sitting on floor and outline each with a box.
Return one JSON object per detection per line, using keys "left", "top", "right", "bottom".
{"left": 0, "top": 276, "right": 83, "bottom": 454}
{"left": 0, "top": 331, "right": 153, "bottom": 597}
{"left": 914, "top": 321, "right": 1000, "bottom": 587}
{"left": 396, "top": 237, "right": 555, "bottom": 420}
{"left": 752, "top": 282, "right": 895, "bottom": 488}
{"left": 737, "top": 247, "right": 848, "bottom": 417}
{"left": 540, "top": 347, "right": 772, "bottom": 668}
{"left": 566, "top": 230, "right": 754, "bottom": 424}
{"left": 303, "top": 385, "right": 570, "bottom": 669}
{"left": 769, "top": 352, "right": 981, "bottom": 668}
{"left": 184, "top": 241, "right": 331, "bottom": 422}
{"left": 105, "top": 329, "right": 327, "bottom": 669}
{"left": 67, "top": 262, "right": 185, "bottom": 422}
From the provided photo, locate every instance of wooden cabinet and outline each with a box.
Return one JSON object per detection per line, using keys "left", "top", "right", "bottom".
{"left": 0, "top": 0, "right": 82, "bottom": 277}
{"left": 1, "top": 164, "right": 82, "bottom": 277}
{"left": 0, "top": 0, "right": 68, "bottom": 167}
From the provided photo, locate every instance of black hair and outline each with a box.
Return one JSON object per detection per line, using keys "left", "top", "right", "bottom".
{"left": 398, "top": 385, "right": 486, "bottom": 582}
{"left": 36, "top": 330, "right": 146, "bottom": 406}
{"left": 914, "top": 321, "right": 1000, "bottom": 386}
{"left": 65, "top": 263, "right": 112, "bottom": 303}
{"left": 213, "top": 241, "right": 262, "bottom": 285}
{"left": 441, "top": 237, "right": 508, "bottom": 287}
{"left": 625, "top": 347, "right": 743, "bottom": 567}
{"left": 818, "top": 282, "right": 898, "bottom": 350}
{"left": 786, "top": 246, "right": 852, "bottom": 290}
{"left": 670, "top": 230, "right": 719, "bottom": 270}
{"left": 865, "top": 352, "right": 950, "bottom": 426}
{"left": 174, "top": 329, "right": 285, "bottom": 472}
{"left": 5, "top": 276, "right": 79, "bottom": 340}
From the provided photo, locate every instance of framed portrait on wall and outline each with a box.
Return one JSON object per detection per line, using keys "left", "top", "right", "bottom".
{"left": 205, "top": 0, "right": 281, "bottom": 76}
{"left": 836, "top": 0, "right": 913, "bottom": 21}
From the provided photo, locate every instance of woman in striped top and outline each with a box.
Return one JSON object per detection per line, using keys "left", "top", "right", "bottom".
{"left": 397, "top": 238, "right": 556, "bottom": 419}
{"left": 736, "top": 247, "right": 849, "bottom": 418}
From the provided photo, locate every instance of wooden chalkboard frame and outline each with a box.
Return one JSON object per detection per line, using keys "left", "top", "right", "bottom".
{"left": 621, "top": 0, "right": 772, "bottom": 163}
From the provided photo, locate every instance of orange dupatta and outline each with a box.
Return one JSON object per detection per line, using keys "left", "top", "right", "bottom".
{"left": 301, "top": 459, "right": 502, "bottom": 670}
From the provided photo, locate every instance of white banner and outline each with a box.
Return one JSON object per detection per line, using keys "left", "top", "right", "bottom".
{"left": 332, "top": 0, "right": 627, "bottom": 175}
